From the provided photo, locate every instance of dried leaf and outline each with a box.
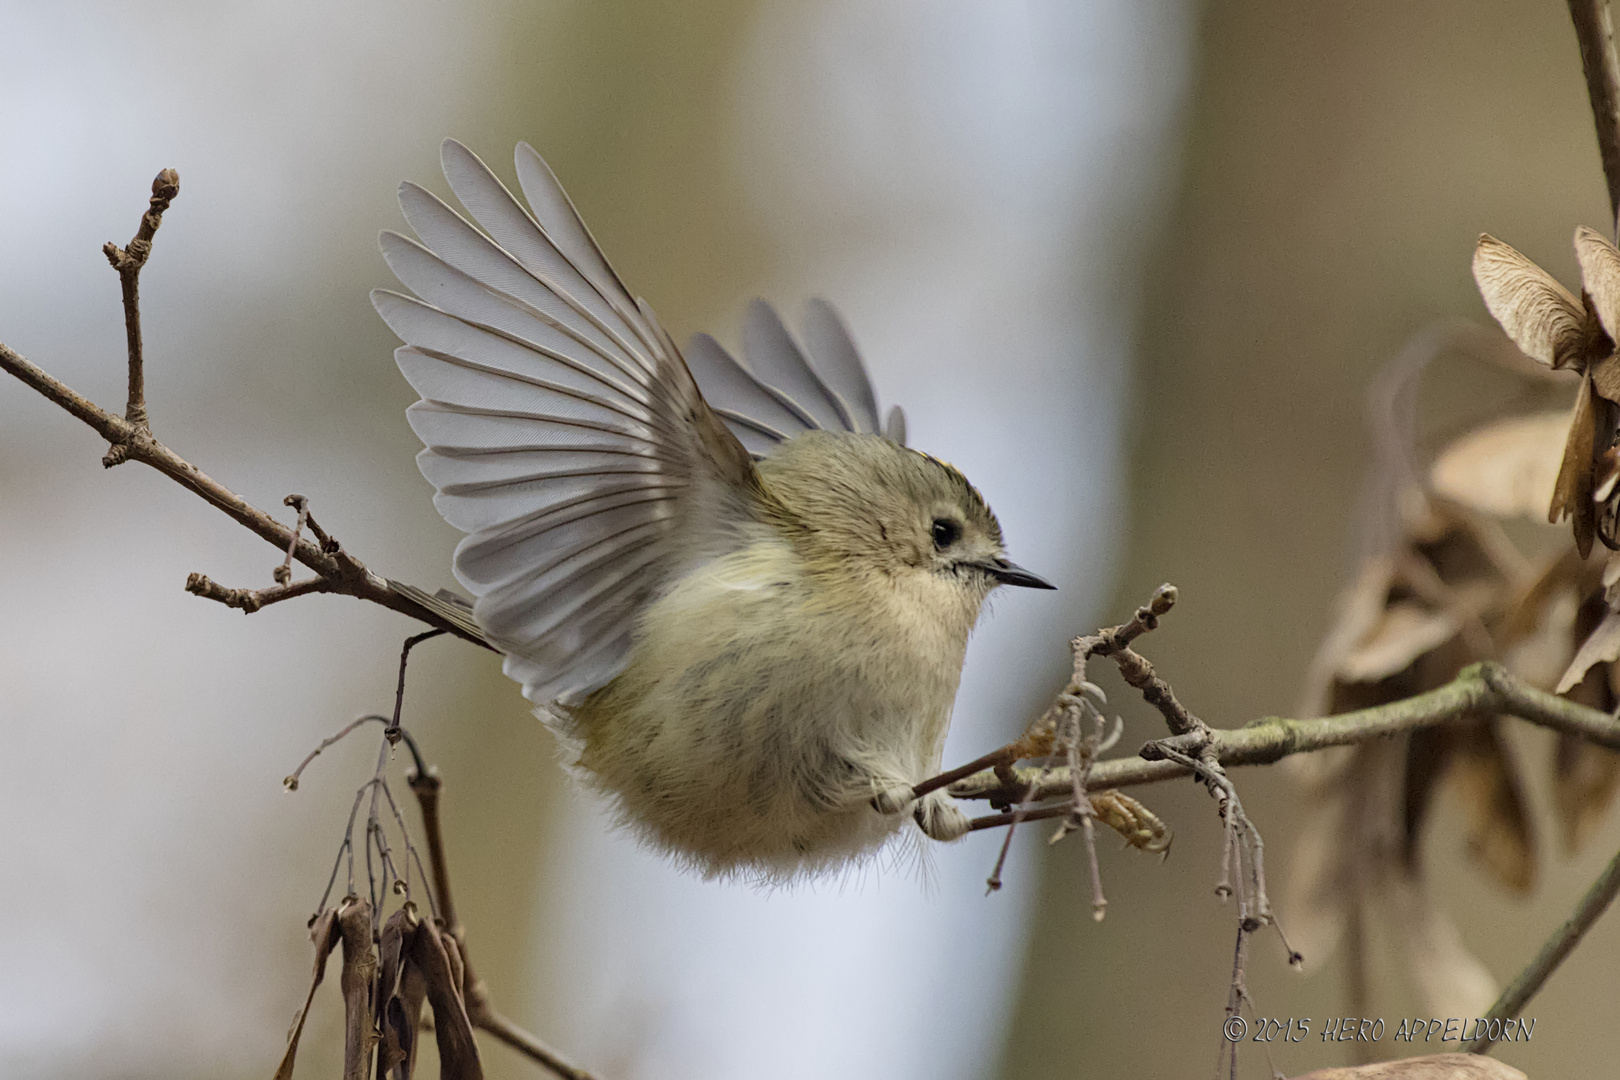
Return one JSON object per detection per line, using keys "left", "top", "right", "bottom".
{"left": 406, "top": 921, "right": 483, "bottom": 1080}
{"left": 1576, "top": 224, "right": 1620, "bottom": 345}
{"left": 1299, "top": 558, "right": 1400, "bottom": 719}
{"left": 1558, "top": 608, "right": 1620, "bottom": 693}
{"left": 1592, "top": 352, "right": 1620, "bottom": 404}
{"left": 375, "top": 906, "right": 419, "bottom": 1080}
{"left": 1503, "top": 586, "right": 1583, "bottom": 690}
{"left": 1387, "top": 873, "right": 1498, "bottom": 1019}
{"left": 1088, "top": 790, "right": 1172, "bottom": 854}
{"left": 1448, "top": 719, "right": 1535, "bottom": 892}
{"left": 1288, "top": 1054, "right": 1527, "bottom": 1079}
{"left": 1429, "top": 411, "right": 1569, "bottom": 521}
{"left": 1555, "top": 729, "right": 1620, "bottom": 852}
{"left": 398, "top": 959, "right": 428, "bottom": 1072}
{"left": 1339, "top": 603, "right": 1459, "bottom": 683}
{"left": 1550, "top": 372, "right": 1599, "bottom": 556}
{"left": 337, "top": 897, "right": 379, "bottom": 1080}
{"left": 274, "top": 907, "right": 342, "bottom": 1080}
{"left": 1552, "top": 592, "right": 1620, "bottom": 851}
{"left": 1473, "top": 233, "right": 1587, "bottom": 369}
{"left": 1605, "top": 549, "right": 1620, "bottom": 604}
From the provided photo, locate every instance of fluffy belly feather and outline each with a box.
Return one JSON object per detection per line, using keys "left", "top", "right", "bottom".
{"left": 555, "top": 540, "right": 969, "bottom": 880}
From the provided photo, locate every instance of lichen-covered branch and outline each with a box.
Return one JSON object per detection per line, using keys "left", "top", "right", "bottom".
{"left": 950, "top": 661, "right": 1620, "bottom": 806}
{"left": 1466, "top": 839, "right": 1620, "bottom": 1054}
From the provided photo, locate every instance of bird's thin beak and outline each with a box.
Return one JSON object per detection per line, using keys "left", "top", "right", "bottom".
{"left": 984, "top": 558, "right": 1056, "bottom": 590}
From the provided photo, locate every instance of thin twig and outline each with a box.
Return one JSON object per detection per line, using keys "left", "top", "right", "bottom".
{"left": 285, "top": 715, "right": 389, "bottom": 791}
{"left": 1074, "top": 583, "right": 1201, "bottom": 736}
{"left": 186, "top": 571, "right": 331, "bottom": 613}
{"left": 100, "top": 167, "right": 178, "bottom": 440}
{"left": 1466, "top": 841, "right": 1620, "bottom": 1053}
{"left": 1064, "top": 731, "right": 1108, "bottom": 921}
{"left": 1218, "top": 923, "right": 1249, "bottom": 1080}
{"left": 1569, "top": 0, "right": 1620, "bottom": 232}
{"left": 407, "top": 766, "right": 598, "bottom": 1079}
{"left": 0, "top": 339, "right": 491, "bottom": 647}
{"left": 277, "top": 495, "right": 312, "bottom": 585}
{"left": 985, "top": 746, "right": 1063, "bottom": 893}
{"left": 389, "top": 629, "right": 447, "bottom": 738}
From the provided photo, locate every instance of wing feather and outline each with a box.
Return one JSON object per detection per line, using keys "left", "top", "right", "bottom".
{"left": 802, "top": 299, "right": 880, "bottom": 434}
{"left": 511, "top": 141, "right": 662, "bottom": 351}
{"left": 379, "top": 142, "right": 759, "bottom": 703}
{"left": 742, "top": 300, "right": 849, "bottom": 431}
{"left": 397, "top": 182, "right": 649, "bottom": 383}
{"left": 686, "top": 301, "right": 906, "bottom": 453}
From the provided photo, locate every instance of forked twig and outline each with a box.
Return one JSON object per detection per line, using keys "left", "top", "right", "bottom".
{"left": 0, "top": 170, "right": 494, "bottom": 647}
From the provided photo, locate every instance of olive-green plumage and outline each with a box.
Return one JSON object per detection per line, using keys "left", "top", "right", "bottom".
{"left": 562, "top": 433, "right": 1010, "bottom": 878}
{"left": 382, "top": 140, "right": 1053, "bottom": 881}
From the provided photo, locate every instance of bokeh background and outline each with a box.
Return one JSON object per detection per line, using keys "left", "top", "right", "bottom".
{"left": 2, "top": 2, "right": 1618, "bottom": 1078}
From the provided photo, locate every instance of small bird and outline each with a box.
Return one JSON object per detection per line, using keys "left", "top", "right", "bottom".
{"left": 374, "top": 140, "right": 1054, "bottom": 880}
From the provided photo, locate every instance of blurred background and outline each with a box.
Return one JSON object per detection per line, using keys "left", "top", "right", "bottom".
{"left": 1, "top": 1, "right": 1617, "bottom": 1078}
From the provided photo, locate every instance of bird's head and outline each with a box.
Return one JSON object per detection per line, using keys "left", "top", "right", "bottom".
{"left": 759, "top": 432, "right": 1053, "bottom": 618}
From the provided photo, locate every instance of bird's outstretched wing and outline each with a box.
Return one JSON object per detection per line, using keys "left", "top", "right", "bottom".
{"left": 375, "top": 139, "right": 759, "bottom": 704}
{"left": 687, "top": 299, "right": 907, "bottom": 457}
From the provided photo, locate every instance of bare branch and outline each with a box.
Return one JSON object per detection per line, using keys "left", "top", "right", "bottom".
{"left": 1075, "top": 583, "right": 1203, "bottom": 736}
{"left": 1, "top": 172, "right": 496, "bottom": 646}
{"left": 0, "top": 339, "right": 490, "bottom": 646}
{"left": 101, "top": 167, "right": 178, "bottom": 437}
{"left": 1569, "top": 0, "right": 1620, "bottom": 230}
{"left": 1467, "top": 839, "right": 1620, "bottom": 1053}
{"left": 185, "top": 571, "right": 330, "bottom": 613}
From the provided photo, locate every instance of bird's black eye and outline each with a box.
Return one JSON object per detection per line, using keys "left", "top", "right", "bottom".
{"left": 931, "top": 518, "right": 962, "bottom": 550}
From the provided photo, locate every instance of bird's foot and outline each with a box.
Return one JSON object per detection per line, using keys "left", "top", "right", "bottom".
{"left": 913, "top": 789, "right": 970, "bottom": 842}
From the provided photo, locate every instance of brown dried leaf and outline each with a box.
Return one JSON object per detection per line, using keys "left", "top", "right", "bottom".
{"left": 1339, "top": 603, "right": 1459, "bottom": 683}
{"left": 1550, "top": 372, "right": 1599, "bottom": 556}
{"left": 398, "top": 959, "right": 428, "bottom": 1070}
{"left": 1387, "top": 873, "right": 1498, "bottom": 1020}
{"left": 1576, "top": 224, "right": 1620, "bottom": 346}
{"left": 274, "top": 908, "right": 342, "bottom": 1080}
{"left": 337, "top": 897, "right": 379, "bottom": 1080}
{"left": 1448, "top": 719, "right": 1535, "bottom": 892}
{"left": 1555, "top": 729, "right": 1620, "bottom": 852}
{"left": 406, "top": 921, "right": 483, "bottom": 1080}
{"left": 1474, "top": 233, "right": 1587, "bottom": 369}
{"left": 1298, "top": 557, "right": 1399, "bottom": 719}
{"left": 1429, "top": 412, "right": 1569, "bottom": 521}
{"left": 1288, "top": 1054, "right": 1527, "bottom": 1079}
{"left": 1088, "top": 790, "right": 1172, "bottom": 854}
{"left": 375, "top": 906, "right": 419, "bottom": 1080}
{"left": 1547, "top": 592, "right": 1620, "bottom": 852}
{"left": 1592, "top": 352, "right": 1620, "bottom": 404}
{"left": 1557, "top": 608, "right": 1620, "bottom": 693}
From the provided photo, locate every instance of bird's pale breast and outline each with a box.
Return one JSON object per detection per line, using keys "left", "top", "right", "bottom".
{"left": 560, "top": 534, "right": 971, "bottom": 879}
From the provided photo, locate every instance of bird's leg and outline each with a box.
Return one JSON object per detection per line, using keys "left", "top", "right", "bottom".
{"left": 871, "top": 784, "right": 914, "bottom": 815}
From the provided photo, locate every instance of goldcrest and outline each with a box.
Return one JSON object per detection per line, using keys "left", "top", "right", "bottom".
{"left": 374, "top": 140, "right": 1053, "bottom": 880}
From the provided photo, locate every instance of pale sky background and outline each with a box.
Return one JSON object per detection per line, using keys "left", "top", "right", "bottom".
{"left": 0, "top": 2, "right": 1190, "bottom": 1077}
